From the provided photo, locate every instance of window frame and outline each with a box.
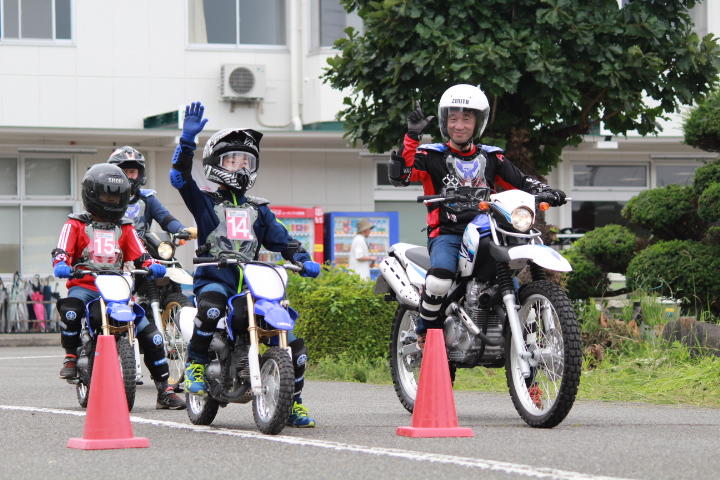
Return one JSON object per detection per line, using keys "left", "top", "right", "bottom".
{"left": 309, "top": 0, "right": 362, "bottom": 53}
{"left": 0, "top": 154, "right": 76, "bottom": 274}
{"left": 571, "top": 162, "right": 650, "bottom": 191}
{"left": 185, "top": 0, "right": 288, "bottom": 50}
{"left": 0, "top": 0, "right": 75, "bottom": 44}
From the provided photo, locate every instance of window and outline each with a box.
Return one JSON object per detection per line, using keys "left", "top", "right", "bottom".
{"left": 572, "top": 201, "right": 627, "bottom": 232}
{"left": 0, "top": 155, "right": 74, "bottom": 274}
{"left": 188, "top": 0, "right": 286, "bottom": 46}
{"left": 573, "top": 165, "right": 647, "bottom": 188}
{"left": 655, "top": 164, "right": 700, "bottom": 187}
{"left": 1, "top": 0, "right": 72, "bottom": 41}
{"left": 312, "top": 0, "right": 362, "bottom": 49}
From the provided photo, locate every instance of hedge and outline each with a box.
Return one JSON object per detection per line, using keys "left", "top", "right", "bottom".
{"left": 626, "top": 240, "right": 720, "bottom": 315}
{"left": 622, "top": 184, "right": 702, "bottom": 240}
{"left": 692, "top": 161, "right": 720, "bottom": 197}
{"left": 563, "top": 247, "right": 608, "bottom": 300}
{"left": 572, "top": 224, "right": 636, "bottom": 274}
{"left": 683, "top": 90, "right": 720, "bottom": 153}
{"left": 287, "top": 266, "right": 396, "bottom": 360}
{"left": 697, "top": 182, "right": 720, "bottom": 224}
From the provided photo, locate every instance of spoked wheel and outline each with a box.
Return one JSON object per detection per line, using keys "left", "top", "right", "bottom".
{"left": 76, "top": 343, "right": 95, "bottom": 408}
{"left": 186, "top": 392, "right": 220, "bottom": 425}
{"left": 505, "top": 280, "right": 581, "bottom": 428}
{"left": 252, "top": 347, "right": 294, "bottom": 435}
{"left": 389, "top": 306, "right": 423, "bottom": 413}
{"left": 161, "top": 293, "right": 191, "bottom": 388}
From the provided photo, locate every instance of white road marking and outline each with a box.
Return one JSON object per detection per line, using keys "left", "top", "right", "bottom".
{"left": 1, "top": 404, "right": 636, "bottom": 480}
{"left": 0, "top": 355, "right": 61, "bottom": 360}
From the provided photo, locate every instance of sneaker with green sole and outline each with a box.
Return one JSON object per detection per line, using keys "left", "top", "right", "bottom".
{"left": 184, "top": 362, "right": 207, "bottom": 396}
{"left": 287, "top": 401, "right": 316, "bottom": 428}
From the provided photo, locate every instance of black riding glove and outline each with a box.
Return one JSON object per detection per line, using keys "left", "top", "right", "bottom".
{"left": 548, "top": 189, "right": 567, "bottom": 207}
{"left": 406, "top": 101, "right": 435, "bottom": 140}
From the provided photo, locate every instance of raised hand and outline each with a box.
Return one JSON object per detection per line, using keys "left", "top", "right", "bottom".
{"left": 406, "top": 101, "right": 435, "bottom": 138}
{"left": 181, "top": 101, "right": 209, "bottom": 142}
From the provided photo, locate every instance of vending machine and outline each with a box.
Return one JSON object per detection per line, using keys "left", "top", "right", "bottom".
{"left": 324, "top": 211, "right": 399, "bottom": 279}
{"left": 257, "top": 206, "right": 324, "bottom": 263}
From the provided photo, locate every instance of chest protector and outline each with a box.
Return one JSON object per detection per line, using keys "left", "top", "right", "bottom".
{"left": 124, "top": 197, "right": 148, "bottom": 237}
{"left": 438, "top": 151, "right": 490, "bottom": 226}
{"left": 205, "top": 196, "right": 262, "bottom": 262}
{"left": 69, "top": 213, "right": 125, "bottom": 269}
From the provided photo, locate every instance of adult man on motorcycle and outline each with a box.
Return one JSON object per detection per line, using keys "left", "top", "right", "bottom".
{"left": 52, "top": 163, "right": 186, "bottom": 409}
{"left": 107, "top": 146, "right": 197, "bottom": 240}
{"left": 169, "top": 101, "right": 322, "bottom": 427}
{"left": 388, "top": 84, "right": 567, "bottom": 345}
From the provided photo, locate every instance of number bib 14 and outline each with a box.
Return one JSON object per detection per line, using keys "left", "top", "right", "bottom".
{"left": 226, "top": 208, "right": 254, "bottom": 241}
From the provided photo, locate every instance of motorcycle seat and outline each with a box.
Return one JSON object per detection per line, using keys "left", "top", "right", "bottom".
{"left": 405, "top": 247, "right": 431, "bottom": 271}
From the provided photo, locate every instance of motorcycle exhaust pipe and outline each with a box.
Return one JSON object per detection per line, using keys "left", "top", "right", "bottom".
{"left": 379, "top": 257, "right": 420, "bottom": 308}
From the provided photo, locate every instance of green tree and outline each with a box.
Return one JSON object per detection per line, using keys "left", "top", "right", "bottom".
{"left": 684, "top": 88, "right": 720, "bottom": 152}
{"left": 324, "top": 0, "right": 720, "bottom": 175}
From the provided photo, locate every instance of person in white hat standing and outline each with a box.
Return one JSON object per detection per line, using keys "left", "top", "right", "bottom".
{"left": 348, "top": 219, "right": 376, "bottom": 280}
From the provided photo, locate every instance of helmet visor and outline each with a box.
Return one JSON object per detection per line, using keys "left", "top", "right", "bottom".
{"left": 219, "top": 151, "right": 257, "bottom": 173}
{"left": 99, "top": 192, "right": 122, "bottom": 205}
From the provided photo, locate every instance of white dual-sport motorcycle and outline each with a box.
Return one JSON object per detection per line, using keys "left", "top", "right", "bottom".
{"left": 376, "top": 186, "right": 581, "bottom": 428}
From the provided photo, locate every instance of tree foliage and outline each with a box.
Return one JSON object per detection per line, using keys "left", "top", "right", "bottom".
{"left": 684, "top": 88, "right": 720, "bottom": 152}
{"left": 324, "top": 0, "right": 720, "bottom": 174}
{"left": 622, "top": 184, "right": 704, "bottom": 240}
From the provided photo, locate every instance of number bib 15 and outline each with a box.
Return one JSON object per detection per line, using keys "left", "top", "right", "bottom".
{"left": 92, "top": 229, "right": 119, "bottom": 264}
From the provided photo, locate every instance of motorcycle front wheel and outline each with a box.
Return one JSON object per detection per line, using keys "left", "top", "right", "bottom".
{"left": 505, "top": 280, "right": 581, "bottom": 428}
{"left": 161, "top": 292, "right": 192, "bottom": 388}
{"left": 389, "top": 306, "right": 423, "bottom": 413}
{"left": 77, "top": 336, "right": 137, "bottom": 411}
{"left": 252, "top": 347, "right": 294, "bottom": 435}
{"left": 186, "top": 392, "right": 220, "bottom": 425}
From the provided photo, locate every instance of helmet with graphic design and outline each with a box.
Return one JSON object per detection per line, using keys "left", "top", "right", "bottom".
{"left": 438, "top": 84, "right": 490, "bottom": 144}
{"left": 81, "top": 164, "right": 132, "bottom": 222}
{"left": 107, "top": 146, "right": 146, "bottom": 198}
{"left": 202, "top": 128, "right": 262, "bottom": 194}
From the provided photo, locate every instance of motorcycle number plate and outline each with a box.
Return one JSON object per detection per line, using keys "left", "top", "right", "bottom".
{"left": 225, "top": 208, "right": 254, "bottom": 241}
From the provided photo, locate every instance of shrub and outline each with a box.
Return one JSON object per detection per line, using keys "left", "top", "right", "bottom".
{"left": 622, "top": 184, "right": 702, "bottom": 240}
{"left": 625, "top": 240, "right": 720, "bottom": 315}
{"left": 697, "top": 182, "right": 720, "bottom": 224}
{"left": 572, "top": 224, "right": 636, "bottom": 274}
{"left": 287, "top": 266, "right": 395, "bottom": 360}
{"left": 683, "top": 90, "right": 720, "bottom": 153}
{"left": 692, "top": 160, "right": 720, "bottom": 196}
{"left": 563, "top": 247, "right": 608, "bottom": 300}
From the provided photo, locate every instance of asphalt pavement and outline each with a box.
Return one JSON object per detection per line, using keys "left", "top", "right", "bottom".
{"left": 2, "top": 344, "right": 720, "bottom": 480}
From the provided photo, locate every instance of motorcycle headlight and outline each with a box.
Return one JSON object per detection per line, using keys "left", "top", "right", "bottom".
{"left": 157, "top": 241, "right": 174, "bottom": 260}
{"left": 510, "top": 207, "right": 533, "bottom": 232}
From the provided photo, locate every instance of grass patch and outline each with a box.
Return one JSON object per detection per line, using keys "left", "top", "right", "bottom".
{"left": 306, "top": 341, "right": 720, "bottom": 408}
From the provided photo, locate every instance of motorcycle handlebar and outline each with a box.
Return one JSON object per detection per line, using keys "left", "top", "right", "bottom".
{"left": 193, "top": 257, "right": 304, "bottom": 272}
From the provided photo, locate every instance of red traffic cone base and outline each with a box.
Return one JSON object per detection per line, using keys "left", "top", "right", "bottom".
{"left": 396, "top": 329, "right": 473, "bottom": 438}
{"left": 67, "top": 335, "right": 149, "bottom": 450}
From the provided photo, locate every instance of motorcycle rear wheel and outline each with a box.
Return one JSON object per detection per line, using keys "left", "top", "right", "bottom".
{"left": 161, "top": 292, "right": 192, "bottom": 388}
{"left": 252, "top": 347, "right": 294, "bottom": 435}
{"left": 505, "top": 280, "right": 581, "bottom": 428}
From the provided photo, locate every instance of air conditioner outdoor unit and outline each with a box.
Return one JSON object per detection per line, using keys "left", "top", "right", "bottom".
{"left": 220, "top": 64, "right": 266, "bottom": 102}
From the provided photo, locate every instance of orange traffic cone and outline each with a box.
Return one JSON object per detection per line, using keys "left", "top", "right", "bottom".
{"left": 67, "top": 335, "right": 150, "bottom": 450}
{"left": 396, "top": 329, "right": 474, "bottom": 437}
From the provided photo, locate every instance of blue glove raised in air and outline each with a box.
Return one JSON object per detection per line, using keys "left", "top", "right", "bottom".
{"left": 53, "top": 262, "right": 72, "bottom": 279}
{"left": 300, "top": 261, "right": 321, "bottom": 278}
{"left": 180, "top": 101, "right": 208, "bottom": 143}
{"left": 147, "top": 263, "right": 167, "bottom": 279}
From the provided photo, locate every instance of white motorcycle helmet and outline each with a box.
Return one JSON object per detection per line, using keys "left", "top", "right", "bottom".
{"left": 438, "top": 84, "right": 491, "bottom": 143}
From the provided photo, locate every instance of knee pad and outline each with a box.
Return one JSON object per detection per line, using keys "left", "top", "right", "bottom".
{"left": 57, "top": 297, "right": 85, "bottom": 332}
{"left": 229, "top": 294, "right": 249, "bottom": 337}
{"left": 424, "top": 268, "right": 454, "bottom": 297}
{"left": 137, "top": 323, "right": 169, "bottom": 380}
{"left": 195, "top": 291, "right": 227, "bottom": 331}
{"left": 289, "top": 338, "right": 308, "bottom": 396}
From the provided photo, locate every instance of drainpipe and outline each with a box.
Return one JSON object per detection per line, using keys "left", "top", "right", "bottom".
{"left": 289, "top": 0, "right": 303, "bottom": 131}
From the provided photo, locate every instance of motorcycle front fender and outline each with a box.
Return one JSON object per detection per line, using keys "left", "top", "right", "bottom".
{"left": 507, "top": 244, "right": 572, "bottom": 272}
{"left": 254, "top": 299, "right": 294, "bottom": 330}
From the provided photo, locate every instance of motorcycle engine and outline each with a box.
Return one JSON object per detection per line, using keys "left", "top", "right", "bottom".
{"left": 444, "top": 279, "right": 504, "bottom": 366}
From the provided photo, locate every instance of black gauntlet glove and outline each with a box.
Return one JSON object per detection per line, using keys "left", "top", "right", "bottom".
{"left": 406, "top": 101, "right": 435, "bottom": 139}
{"left": 548, "top": 189, "right": 567, "bottom": 207}
{"left": 388, "top": 150, "right": 411, "bottom": 186}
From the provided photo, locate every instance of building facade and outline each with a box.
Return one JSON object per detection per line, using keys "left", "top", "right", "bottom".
{"left": 0, "top": 0, "right": 718, "bottom": 280}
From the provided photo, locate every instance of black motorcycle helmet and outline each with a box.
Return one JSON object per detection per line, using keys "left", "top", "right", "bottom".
{"left": 81, "top": 164, "right": 132, "bottom": 222}
{"left": 201, "top": 128, "right": 262, "bottom": 194}
{"left": 107, "top": 146, "right": 146, "bottom": 199}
